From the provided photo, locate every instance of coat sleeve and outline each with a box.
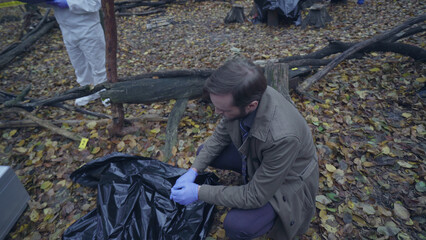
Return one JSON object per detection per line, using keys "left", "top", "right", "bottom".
{"left": 191, "top": 118, "right": 232, "bottom": 172}
{"left": 198, "top": 135, "right": 301, "bottom": 209}
{"left": 67, "top": 0, "right": 101, "bottom": 14}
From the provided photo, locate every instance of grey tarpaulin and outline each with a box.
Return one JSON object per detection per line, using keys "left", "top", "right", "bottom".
{"left": 252, "top": 0, "right": 302, "bottom": 24}
{"left": 63, "top": 153, "right": 218, "bottom": 240}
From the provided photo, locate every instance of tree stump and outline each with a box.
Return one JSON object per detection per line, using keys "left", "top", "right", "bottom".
{"left": 301, "top": 3, "right": 332, "bottom": 29}
{"left": 224, "top": 4, "right": 245, "bottom": 24}
{"left": 264, "top": 62, "right": 291, "bottom": 102}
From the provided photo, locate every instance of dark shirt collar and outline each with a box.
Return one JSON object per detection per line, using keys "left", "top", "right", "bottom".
{"left": 241, "top": 108, "right": 257, "bottom": 130}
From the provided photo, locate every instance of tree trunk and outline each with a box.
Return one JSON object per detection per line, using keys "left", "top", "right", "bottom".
{"left": 102, "top": 0, "right": 124, "bottom": 136}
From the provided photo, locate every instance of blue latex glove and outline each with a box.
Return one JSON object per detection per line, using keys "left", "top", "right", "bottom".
{"left": 46, "top": 0, "right": 69, "bottom": 8}
{"left": 172, "top": 168, "right": 197, "bottom": 190}
{"left": 170, "top": 182, "right": 199, "bottom": 205}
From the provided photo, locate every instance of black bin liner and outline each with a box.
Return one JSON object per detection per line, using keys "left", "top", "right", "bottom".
{"left": 63, "top": 153, "right": 218, "bottom": 240}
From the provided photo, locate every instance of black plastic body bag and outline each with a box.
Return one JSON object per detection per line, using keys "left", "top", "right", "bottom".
{"left": 63, "top": 153, "right": 218, "bottom": 240}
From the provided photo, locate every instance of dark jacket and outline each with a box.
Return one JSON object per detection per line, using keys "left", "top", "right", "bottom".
{"left": 193, "top": 86, "right": 319, "bottom": 239}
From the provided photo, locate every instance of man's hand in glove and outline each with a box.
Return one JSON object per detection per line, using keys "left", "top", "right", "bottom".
{"left": 172, "top": 168, "right": 197, "bottom": 190}
{"left": 170, "top": 182, "right": 199, "bottom": 206}
{"left": 46, "top": 0, "right": 68, "bottom": 8}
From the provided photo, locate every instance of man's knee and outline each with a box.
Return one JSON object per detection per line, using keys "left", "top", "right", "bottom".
{"left": 223, "top": 212, "right": 272, "bottom": 240}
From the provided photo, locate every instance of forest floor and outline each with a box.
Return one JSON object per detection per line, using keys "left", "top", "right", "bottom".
{"left": 0, "top": 0, "right": 425, "bottom": 239}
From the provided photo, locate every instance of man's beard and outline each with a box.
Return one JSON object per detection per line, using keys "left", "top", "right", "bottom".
{"left": 224, "top": 106, "right": 248, "bottom": 121}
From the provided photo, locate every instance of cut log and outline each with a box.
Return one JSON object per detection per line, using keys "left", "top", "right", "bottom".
{"left": 224, "top": 4, "right": 245, "bottom": 24}
{"left": 101, "top": 76, "right": 206, "bottom": 104}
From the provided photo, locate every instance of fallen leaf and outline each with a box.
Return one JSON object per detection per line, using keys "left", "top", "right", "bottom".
{"left": 316, "top": 195, "right": 332, "bottom": 205}
{"left": 30, "top": 209, "right": 39, "bottom": 222}
{"left": 393, "top": 202, "right": 410, "bottom": 220}
{"left": 116, "top": 141, "right": 125, "bottom": 152}
{"left": 325, "top": 164, "right": 336, "bottom": 172}
{"left": 377, "top": 221, "right": 400, "bottom": 236}
{"left": 415, "top": 181, "right": 426, "bottom": 193}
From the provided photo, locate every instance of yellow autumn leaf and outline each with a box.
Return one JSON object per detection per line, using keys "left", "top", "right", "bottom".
{"left": 416, "top": 77, "right": 426, "bottom": 83}
{"left": 30, "top": 209, "right": 39, "bottom": 222}
{"left": 86, "top": 121, "right": 97, "bottom": 130}
{"left": 57, "top": 180, "right": 66, "bottom": 187}
{"left": 17, "top": 140, "right": 25, "bottom": 147}
{"left": 352, "top": 215, "right": 367, "bottom": 227}
{"left": 319, "top": 209, "right": 327, "bottom": 219}
{"left": 325, "top": 164, "right": 336, "bottom": 172}
{"left": 220, "top": 213, "right": 226, "bottom": 222}
{"left": 402, "top": 113, "right": 411, "bottom": 118}
{"left": 362, "top": 161, "right": 375, "bottom": 167}
{"left": 322, "top": 222, "right": 338, "bottom": 233}
{"left": 9, "top": 129, "right": 17, "bottom": 137}
{"left": 91, "top": 147, "right": 101, "bottom": 154}
{"left": 15, "top": 147, "right": 27, "bottom": 153}
{"left": 316, "top": 202, "right": 326, "bottom": 210}
{"left": 40, "top": 181, "right": 53, "bottom": 191}
{"left": 215, "top": 229, "right": 226, "bottom": 238}
{"left": 150, "top": 128, "right": 161, "bottom": 134}
{"left": 382, "top": 146, "right": 391, "bottom": 155}
{"left": 90, "top": 132, "right": 99, "bottom": 139}
{"left": 116, "top": 141, "right": 125, "bottom": 152}
{"left": 369, "top": 67, "right": 381, "bottom": 72}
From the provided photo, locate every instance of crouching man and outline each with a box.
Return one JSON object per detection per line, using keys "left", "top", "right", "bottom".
{"left": 171, "top": 58, "right": 319, "bottom": 240}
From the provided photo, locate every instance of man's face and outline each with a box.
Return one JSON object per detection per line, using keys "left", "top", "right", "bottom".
{"left": 210, "top": 93, "right": 247, "bottom": 121}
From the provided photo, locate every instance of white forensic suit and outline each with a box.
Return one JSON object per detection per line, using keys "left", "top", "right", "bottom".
{"left": 52, "top": 0, "right": 107, "bottom": 106}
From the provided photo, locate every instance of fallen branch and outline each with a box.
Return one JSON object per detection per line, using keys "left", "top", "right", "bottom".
{"left": 116, "top": 9, "right": 165, "bottom": 16}
{"left": 0, "top": 20, "right": 56, "bottom": 70}
{"left": 163, "top": 98, "right": 188, "bottom": 162}
{"left": 7, "top": 107, "right": 83, "bottom": 141}
{"left": 297, "top": 13, "right": 426, "bottom": 93}
{"left": 0, "top": 89, "right": 111, "bottom": 119}
{"left": 0, "top": 115, "right": 166, "bottom": 129}
{"left": 21, "top": 9, "right": 51, "bottom": 41}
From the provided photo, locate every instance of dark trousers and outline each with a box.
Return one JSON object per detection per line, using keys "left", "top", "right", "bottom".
{"left": 197, "top": 144, "right": 276, "bottom": 240}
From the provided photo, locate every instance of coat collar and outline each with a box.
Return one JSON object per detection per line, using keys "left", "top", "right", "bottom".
{"left": 224, "top": 86, "right": 277, "bottom": 143}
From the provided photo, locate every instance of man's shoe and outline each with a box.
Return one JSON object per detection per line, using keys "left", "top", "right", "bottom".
{"left": 75, "top": 93, "right": 100, "bottom": 106}
{"left": 101, "top": 98, "right": 111, "bottom": 107}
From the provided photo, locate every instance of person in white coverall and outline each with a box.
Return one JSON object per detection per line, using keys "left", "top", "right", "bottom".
{"left": 47, "top": 0, "right": 108, "bottom": 106}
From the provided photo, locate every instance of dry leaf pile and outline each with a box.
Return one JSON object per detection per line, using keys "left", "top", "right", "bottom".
{"left": 0, "top": 0, "right": 425, "bottom": 239}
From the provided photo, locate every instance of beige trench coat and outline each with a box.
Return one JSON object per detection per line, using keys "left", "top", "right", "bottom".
{"left": 193, "top": 86, "right": 319, "bottom": 239}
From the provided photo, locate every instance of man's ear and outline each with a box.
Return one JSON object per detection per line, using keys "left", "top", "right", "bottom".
{"left": 246, "top": 101, "right": 258, "bottom": 113}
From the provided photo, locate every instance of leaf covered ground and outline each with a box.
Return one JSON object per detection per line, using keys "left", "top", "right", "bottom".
{"left": 0, "top": 0, "right": 425, "bottom": 239}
